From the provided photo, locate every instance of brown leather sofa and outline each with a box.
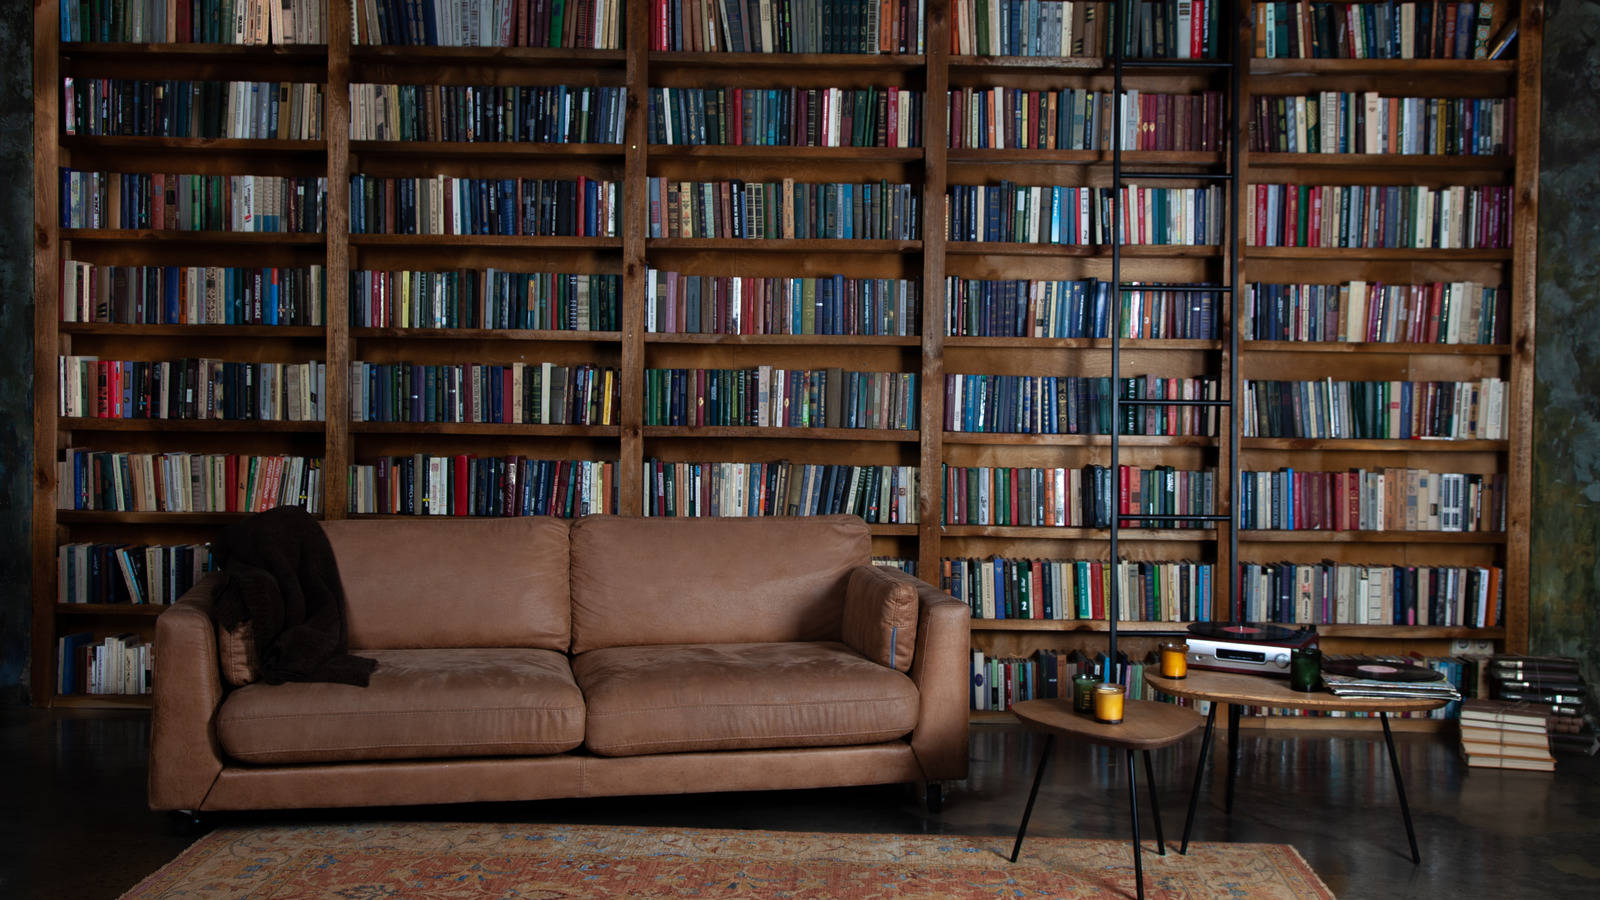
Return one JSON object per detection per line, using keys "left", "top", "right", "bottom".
{"left": 149, "top": 515, "right": 969, "bottom": 812}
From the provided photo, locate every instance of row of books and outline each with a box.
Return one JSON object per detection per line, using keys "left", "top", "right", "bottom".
{"left": 56, "top": 449, "right": 324, "bottom": 513}
{"left": 1249, "top": 92, "right": 1514, "bottom": 156}
{"left": 350, "top": 84, "right": 627, "bottom": 143}
{"left": 58, "top": 358, "right": 327, "bottom": 423}
{"left": 60, "top": 262, "right": 326, "bottom": 326}
{"left": 651, "top": 0, "right": 926, "bottom": 53}
{"left": 1243, "top": 280, "right": 1506, "bottom": 344}
{"left": 874, "top": 557, "right": 916, "bottom": 573}
{"left": 950, "top": 87, "right": 1222, "bottom": 152}
{"left": 1252, "top": 2, "right": 1511, "bottom": 61}
{"left": 1112, "top": 0, "right": 1224, "bottom": 59}
{"left": 946, "top": 278, "right": 1218, "bottom": 340}
{"left": 648, "top": 87, "right": 923, "bottom": 147}
{"left": 942, "top": 464, "right": 1216, "bottom": 528}
{"left": 1240, "top": 378, "right": 1508, "bottom": 440}
{"left": 61, "top": 0, "right": 326, "bottom": 44}
{"left": 1488, "top": 656, "right": 1589, "bottom": 722}
{"left": 57, "top": 634, "right": 153, "bottom": 697}
{"left": 58, "top": 542, "right": 211, "bottom": 606}
{"left": 350, "top": 270, "right": 622, "bottom": 330}
{"left": 60, "top": 171, "right": 327, "bottom": 232}
{"left": 944, "top": 374, "right": 1220, "bottom": 436}
{"left": 354, "top": 0, "right": 623, "bottom": 48}
{"left": 646, "top": 178, "right": 920, "bottom": 240}
{"left": 947, "top": 183, "right": 1226, "bottom": 246}
{"left": 1237, "top": 561, "right": 1503, "bottom": 628}
{"left": 950, "top": 1, "right": 1122, "bottom": 58}
{"left": 347, "top": 456, "right": 616, "bottom": 516}
{"left": 1230, "top": 655, "right": 1469, "bottom": 719}
{"left": 971, "top": 648, "right": 1159, "bottom": 713}
{"left": 948, "top": 557, "right": 1215, "bottom": 622}
{"left": 1239, "top": 467, "right": 1506, "bottom": 533}
{"left": 63, "top": 79, "right": 324, "bottom": 140}
{"left": 349, "top": 175, "right": 620, "bottom": 236}
{"left": 349, "top": 361, "right": 618, "bottom": 425}
{"left": 643, "top": 460, "right": 919, "bottom": 522}
{"left": 645, "top": 271, "right": 918, "bottom": 336}
{"left": 1248, "top": 183, "right": 1512, "bottom": 249}
{"left": 643, "top": 367, "right": 918, "bottom": 429}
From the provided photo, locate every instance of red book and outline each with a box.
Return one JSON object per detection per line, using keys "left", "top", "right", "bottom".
{"left": 225, "top": 455, "right": 239, "bottom": 512}
{"left": 454, "top": 455, "right": 468, "bottom": 515}
{"left": 1254, "top": 185, "right": 1268, "bottom": 246}
{"left": 1118, "top": 464, "right": 1131, "bottom": 527}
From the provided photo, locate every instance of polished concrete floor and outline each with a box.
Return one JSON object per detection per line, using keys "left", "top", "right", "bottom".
{"left": 4, "top": 708, "right": 1598, "bottom": 898}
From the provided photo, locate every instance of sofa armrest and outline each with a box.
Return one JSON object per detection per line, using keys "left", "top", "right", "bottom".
{"left": 148, "top": 572, "right": 228, "bottom": 811}
{"left": 873, "top": 567, "right": 970, "bottom": 781}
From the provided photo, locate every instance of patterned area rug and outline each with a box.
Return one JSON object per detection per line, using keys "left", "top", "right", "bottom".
{"left": 122, "top": 822, "right": 1332, "bottom": 899}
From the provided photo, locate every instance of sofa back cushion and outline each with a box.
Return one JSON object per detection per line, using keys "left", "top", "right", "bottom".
{"left": 323, "top": 518, "right": 571, "bottom": 651}
{"left": 569, "top": 516, "right": 870, "bottom": 653}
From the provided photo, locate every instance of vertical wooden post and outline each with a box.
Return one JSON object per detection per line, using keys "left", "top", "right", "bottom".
{"left": 918, "top": 2, "right": 950, "bottom": 581}
{"left": 618, "top": 0, "right": 650, "bottom": 515}
{"left": 32, "top": 0, "right": 63, "bottom": 706}
{"left": 324, "top": 0, "right": 353, "bottom": 520}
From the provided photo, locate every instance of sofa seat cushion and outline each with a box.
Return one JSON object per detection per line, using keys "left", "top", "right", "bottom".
{"left": 216, "top": 648, "right": 585, "bottom": 765}
{"left": 574, "top": 641, "right": 919, "bottom": 758}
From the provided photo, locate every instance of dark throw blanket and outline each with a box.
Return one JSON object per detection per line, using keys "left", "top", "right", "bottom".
{"left": 213, "top": 506, "right": 377, "bottom": 686}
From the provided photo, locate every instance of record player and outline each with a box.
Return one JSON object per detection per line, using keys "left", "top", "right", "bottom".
{"left": 1184, "top": 622, "right": 1318, "bottom": 677}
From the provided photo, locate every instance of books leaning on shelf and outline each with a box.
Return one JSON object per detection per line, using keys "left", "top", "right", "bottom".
{"left": 948, "top": 557, "right": 1213, "bottom": 622}
{"left": 1236, "top": 560, "right": 1503, "bottom": 627}
{"left": 1252, "top": 1, "right": 1510, "bottom": 60}
{"left": 945, "top": 373, "right": 1220, "bottom": 435}
{"left": 1240, "top": 378, "right": 1508, "bottom": 440}
{"left": 1459, "top": 698, "right": 1556, "bottom": 771}
{"left": 63, "top": 79, "right": 325, "bottom": 139}
{"left": 941, "top": 464, "right": 1216, "bottom": 528}
{"left": 59, "top": 357, "right": 327, "bottom": 422}
{"left": 1248, "top": 184, "right": 1511, "bottom": 249}
{"left": 349, "top": 176, "right": 620, "bottom": 236}
{"left": 349, "top": 456, "right": 616, "bottom": 516}
{"left": 1249, "top": 92, "right": 1513, "bottom": 155}
{"left": 350, "top": 84, "right": 627, "bottom": 143}
{"left": 60, "top": 171, "right": 328, "bottom": 232}
{"left": 61, "top": 262, "right": 326, "bottom": 326}
{"left": 643, "top": 459, "right": 918, "bottom": 522}
{"left": 56, "top": 633, "right": 153, "bottom": 697}
{"left": 1245, "top": 280, "right": 1507, "bottom": 344}
{"left": 651, "top": 0, "right": 926, "bottom": 53}
{"left": 647, "top": 179, "right": 919, "bottom": 239}
{"left": 56, "top": 449, "right": 324, "bottom": 513}
{"left": 353, "top": 0, "right": 623, "bottom": 48}
{"left": 949, "top": 86, "right": 1223, "bottom": 151}
{"left": 650, "top": 87, "right": 923, "bottom": 147}
{"left": 349, "top": 361, "right": 618, "bottom": 425}
{"left": 972, "top": 647, "right": 1157, "bottom": 713}
{"left": 647, "top": 270, "right": 918, "bottom": 336}
{"left": 58, "top": 542, "right": 213, "bottom": 606}
{"left": 947, "top": 278, "right": 1220, "bottom": 339}
{"left": 351, "top": 270, "right": 621, "bottom": 330}
{"left": 60, "top": 0, "right": 327, "bottom": 44}
{"left": 1238, "top": 467, "right": 1506, "bottom": 532}
{"left": 644, "top": 367, "right": 917, "bottom": 429}
{"left": 947, "top": 182, "right": 1225, "bottom": 245}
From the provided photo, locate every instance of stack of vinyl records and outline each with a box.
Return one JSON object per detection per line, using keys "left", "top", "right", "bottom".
{"left": 1318, "top": 655, "right": 1463, "bottom": 701}
{"left": 1459, "top": 698, "right": 1555, "bottom": 771}
{"left": 1488, "top": 656, "right": 1598, "bottom": 756}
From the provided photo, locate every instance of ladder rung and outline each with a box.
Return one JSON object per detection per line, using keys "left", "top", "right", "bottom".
{"left": 1114, "top": 515, "right": 1232, "bottom": 523}
{"left": 1116, "top": 284, "right": 1231, "bottom": 293}
{"left": 1119, "top": 171, "right": 1234, "bottom": 182}
{"left": 1116, "top": 398, "right": 1231, "bottom": 407}
{"left": 1118, "top": 59, "right": 1235, "bottom": 70}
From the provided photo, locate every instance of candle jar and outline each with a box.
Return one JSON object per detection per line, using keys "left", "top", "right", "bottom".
{"left": 1093, "top": 683, "right": 1126, "bottom": 724}
{"left": 1159, "top": 641, "right": 1190, "bottom": 679}
{"left": 1072, "top": 674, "right": 1097, "bottom": 715}
{"left": 1290, "top": 646, "right": 1322, "bottom": 692}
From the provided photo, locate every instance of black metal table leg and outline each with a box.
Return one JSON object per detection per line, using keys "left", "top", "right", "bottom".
{"left": 1225, "top": 703, "right": 1241, "bottom": 814}
{"left": 1010, "top": 733, "right": 1055, "bottom": 863}
{"left": 1180, "top": 702, "right": 1217, "bottom": 854}
{"left": 1380, "top": 712, "right": 1422, "bottom": 864}
{"left": 1126, "top": 749, "right": 1146, "bottom": 900}
{"left": 1142, "top": 750, "right": 1167, "bottom": 855}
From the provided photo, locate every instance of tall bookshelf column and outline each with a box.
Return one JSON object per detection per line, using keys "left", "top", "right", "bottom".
{"left": 619, "top": 0, "right": 651, "bottom": 515}
{"left": 30, "top": 0, "right": 63, "bottom": 704}
{"left": 325, "top": 0, "right": 354, "bottom": 521}
{"left": 918, "top": 2, "right": 952, "bottom": 580}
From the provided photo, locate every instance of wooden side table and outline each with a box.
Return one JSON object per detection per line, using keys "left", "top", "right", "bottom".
{"left": 1145, "top": 670, "right": 1449, "bottom": 864}
{"left": 1010, "top": 697, "right": 1204, "bottom": 900}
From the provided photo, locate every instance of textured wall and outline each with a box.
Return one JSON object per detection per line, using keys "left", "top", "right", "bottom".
{"left": 1531, "top": 0, "right": 1600, "bottom": 686}
{"left": 0, "top": 4, "right": 33, "bottom": 705}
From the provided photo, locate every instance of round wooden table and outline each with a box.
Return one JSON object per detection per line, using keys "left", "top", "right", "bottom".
{"left": 1145, "top": 670, "right": 1450, "bottom": 864}
{"left": 1010, "top": 697, "right": 1204, "bottom": 900}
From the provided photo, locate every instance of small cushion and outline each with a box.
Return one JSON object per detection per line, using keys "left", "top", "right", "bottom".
{"left": 574, "top": 641, "right": 919, "bottom": 757}
{"left": 841, "top": 565, "right": 918, "bottom": 672}
{"left": 217, "top": 648, "right": 584, "bottom": 764}
{"left": 216, "top": 620, "right": 258, "bottom": 687}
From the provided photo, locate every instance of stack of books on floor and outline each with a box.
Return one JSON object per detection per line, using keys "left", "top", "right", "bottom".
{"left": 1319, "top": 655, "right": 1463, "bottom": 702}
{"left": 1488, "top": 656, "right": 1598, "bottom": 757}
{"left": 1459, "top": 699, "right": 1555, "bottom": 771}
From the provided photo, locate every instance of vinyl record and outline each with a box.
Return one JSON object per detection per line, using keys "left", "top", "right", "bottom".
{"left": 1322, "top": 657, "right": 1441, "bottom": 682}
{"left": 1186, "top": 621, "right": 1306, "bottom": 643}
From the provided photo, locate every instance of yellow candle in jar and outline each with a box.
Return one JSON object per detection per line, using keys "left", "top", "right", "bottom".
{"left": 1093, "top": 683, "right": 1126, "bottom": 724}
{"left": 1160, "top": 641, "right": 1189, "bottom": 679}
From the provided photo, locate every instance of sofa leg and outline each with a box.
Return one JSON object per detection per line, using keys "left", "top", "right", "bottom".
{"left": 924, "top": 781, "right": 945, "bottom": 814}
{"left": 169, "top": 810, "right": 208, "bottom": 836}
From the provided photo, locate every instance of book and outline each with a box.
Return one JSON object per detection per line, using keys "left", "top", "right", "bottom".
{"left": 1462, "top": 753, "right": 1555, "bottom": 772}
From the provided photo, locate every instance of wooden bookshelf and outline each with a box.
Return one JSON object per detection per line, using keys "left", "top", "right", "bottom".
{"left": 31, "top": 0, "right": 1540, "bottom": 716}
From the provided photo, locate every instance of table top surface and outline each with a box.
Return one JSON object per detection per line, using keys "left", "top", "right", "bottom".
{"left": 1012, "top": 697, "right": 1205, "bottom": 750}
{"left": 1145, "top": 670, "right": 1451, "bottom": 713}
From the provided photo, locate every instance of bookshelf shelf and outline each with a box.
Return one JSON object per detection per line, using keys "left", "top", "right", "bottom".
{"left": 348, "top": 423, "right": 621, "bottom": 437}
{"left": 61, "top": 42, "right": 327, "bottom": 67}
{"left": 350, "top": 141, "right": 626, "bottom": 159}
{"left": 62, "top": 230, "right": 326, "bottom": 246}
{"left": 1248, "top": 153, "right": 1516, "bottom": 171}
{"left": 1249, "top": 59, "right": 1516, "bottom": 77}
{"left": 942, "top": 433, "right": 1219, "bottom": 447}
{"left": 1241, "top": 438, "right": 1510, "bottom": 452}
{"left": 55, "top": 604, "right": 168, "bottom": 617}
{"left": 51, "top": 694, "right": 154, "bottom": 709}
{"left": 968, "top": 619, "right": 1197, "bottom": 632}
{"left": 945, "top": 243, "right": 1223, "bottom": 258}
{"left": 949, "top": 56, "right": 1232, "bottom": 73}
{"left": 1245, "top": 247, "right": 1515, "bottom": 261}
{"left": 1316, "top": 625, "right": 1507, "bottom": 639}
{"left": 351, "top": 46, "right": 626, "bottom": 67}
{"left": 646, "top": 238, "right": 922, "bottom": 253}
{"left": 642, "top": 426, "right": 918, "bottom": 442}
{"left": 647, "top": 146, "right": 925, "bottom": 162}
{"left": 1238, "top": 530, "right": 1509, "bottom": 545}
{"left": 347, "top": 235, "right": 621, "bottom": 250}
{"left": 648, "top": 52, "right": 926, "bottom": 71}
{"left": 61, "top": 136, "right": 328, "bottom": 156}
{"left": 940, "top": 526, "right": 1216, "bottom": 541}
{"left": 351, "top": 328, "right": 622, "bottom": 342}
{"left": 643, "top": 333, "right": 920, "bottom": 346}
{"left": 59, "top": 324, "right": 326, "bottom": 338}
{"left": 59, "top": 418, "right": 325, "bottom": 433}
{"left": 947, "top": 150, "right": 1225, "bottom": 167}
{"left": 55, "top": 511, "right": 286, "bottom": 525}
{"left": 945, "top": 337, "right": 1224, "bottom": 350}
{"left": 1244, "top": 341, "right": 1512, "bottom": 356}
